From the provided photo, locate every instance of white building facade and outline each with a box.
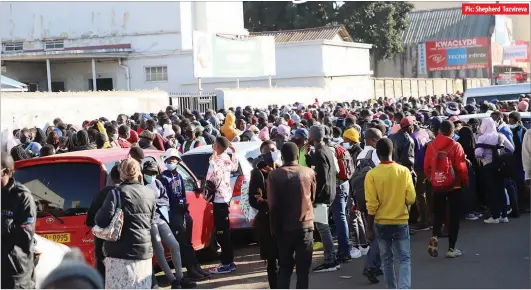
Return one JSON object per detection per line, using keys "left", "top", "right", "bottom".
{"left": 1, "top": 1, "right": 373, "bottom": 95}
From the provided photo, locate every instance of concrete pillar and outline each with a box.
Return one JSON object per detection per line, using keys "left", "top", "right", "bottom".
{"left": 91, "top": 59, "right": 97, "bottom": 91}
{"left": 46, "top": 59, "right": 52, "bottom": 92}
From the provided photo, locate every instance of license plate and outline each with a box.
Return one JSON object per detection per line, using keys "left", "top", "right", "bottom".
{"left": 42, "top": 233, "right": 71, "bottom": 243}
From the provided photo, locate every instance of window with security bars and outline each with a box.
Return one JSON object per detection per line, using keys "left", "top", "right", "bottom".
{"left": 2, "top": 42, "right": 23, "bottom": 52}
{"left": 145, "top": 66, "right": 168, "bottom": 82}
{"left": 45, "top": 40, "right": 64, "bottom": 50}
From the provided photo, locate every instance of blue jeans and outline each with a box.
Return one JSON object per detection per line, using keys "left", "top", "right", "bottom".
{"left": 364, "top": 228, "right": 381, "bottom": 271}
{"left": 315, "top": 217, "right": 335, "bottom": 264}
{"left": 375, "top": 224, "right": 411, "bottom": 289}
{"left": 332, "top": 181, "right": 350, "bottom": 258}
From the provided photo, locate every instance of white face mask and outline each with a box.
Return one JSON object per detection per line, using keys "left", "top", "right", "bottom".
{"left": 271, "top": 150, "right": 282, "bottom": 163}
{"left": 342, "top": 142, "right": 352, "bottom": 150}
{"left": 509, "top": 124, "right": 518, "bottom": 129}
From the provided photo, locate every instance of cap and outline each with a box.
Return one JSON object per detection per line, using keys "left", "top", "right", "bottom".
{"left": 216, "top": 113, "right": 225, "bottom": 121}
{"left": 163, "top": 148, "right": 182, "bottom": 162}
{"left": 294, "top": 128, "right": 309, "bottom": 139}
{"left": 468, "top": 118, "right": 480, "bottom": 125}
{"left": 142, "top": 160, "right": 159, "bottom": 173}
{"left": 303, "top": 112, "right": 313, "bottom": 120}
{"left": 343, "top": 128, "right": 360, "bottom": 143}
{"left": 448, "top": 115, "right": 461, "bottom": 123}
{"left": 277, "top": 124, "right": 290, "bottom": 136}
{"left": 518, "top": 101, "right": 529, "bottom": 112}
{"left": 139, "top": 130, "right": 155, "bottom": 141}
{"left": 400, "top": 116, "right": 416, "bottom": 128}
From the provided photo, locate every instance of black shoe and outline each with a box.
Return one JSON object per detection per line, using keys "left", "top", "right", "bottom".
{"left": 171, "top": 280, "right": 182, "bottom": 289}
{"left": 374, "top": 268, "right": 383, "bottom": 277}
{"left": 195, "top": 265, "right": 211, "bottom": 278}
{"left": 180, "top": 278, "right": 197, "bottom": 289}
{"left": 186, "top": 268, "right": 207, "bottom": 281}
{"left": 312, "top": 262, "right": 338, "bottom": 273}
{"left": 363, "top": 268, "right": 380, "bottom": 284}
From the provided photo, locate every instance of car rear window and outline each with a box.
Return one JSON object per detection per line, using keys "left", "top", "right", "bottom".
{"left": 466, "top": 93, "right": 526, "bottom": 104}
{"left": 14, "top": 163, "right": 101, "bottom": 217}
{"left": 181, "top": 153, "right": 241, "bottom": 179}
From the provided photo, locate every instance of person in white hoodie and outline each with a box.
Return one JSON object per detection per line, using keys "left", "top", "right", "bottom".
{"left": 475, "top": 117, "right": 515, "bottom": 224}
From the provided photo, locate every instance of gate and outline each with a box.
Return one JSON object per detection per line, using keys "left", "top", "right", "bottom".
{"left": 169, "top": 92, "right": 218, "bottom": 114}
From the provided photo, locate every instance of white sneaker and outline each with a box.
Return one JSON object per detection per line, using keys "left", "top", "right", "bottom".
{"left": 484, "top": 217, "right": 500, "bottom": 224}
{"left": 445, "top": 248, "right": 463, "bottom": 258}
{"left": 499, "top": 217, "right": 509, "bottom": 223}
{"left": 350, "top": 247, "right": 362, "bottom": 259}
{"left": 360, "top": 246, "right": 370, "bottom": 256}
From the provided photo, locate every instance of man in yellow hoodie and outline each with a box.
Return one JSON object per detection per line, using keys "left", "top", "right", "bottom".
{"left": 221, "top": 112, "right": 238, "bottom": 142}
{"left": 365, "top": 138, "right": 416, "bottom": 289}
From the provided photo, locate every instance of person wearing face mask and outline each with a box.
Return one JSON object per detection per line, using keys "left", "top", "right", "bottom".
{"left": 163, "top": 124, "right": 179, "bottom": 150}
{"left": 143, "top": 161, "right": 196, "bottom": 289}
{"left": 292, "top": 128, "right": 310, "bottom": 167}
{"left": 342, "top": 128, "right": 363, "bottom": 160}
{"left": 249, "top": 140, "right": 281, "bottom": 289}
{"left": 158, "top": 149, "right": 211, "bottom": 281}
{"left": 106, "top": 125, "right": 121, "bottom": 148}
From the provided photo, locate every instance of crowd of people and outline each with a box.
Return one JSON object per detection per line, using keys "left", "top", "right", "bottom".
{"left": 2, "top": 93, "right": 531, "bottom": 289}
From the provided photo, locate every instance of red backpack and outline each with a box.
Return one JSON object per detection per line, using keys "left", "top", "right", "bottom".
{"left": 429, "top": 142, "right": 457, "bottom": 192}
{"left": 334, "top": 145, "right": 355, "bottom": 181}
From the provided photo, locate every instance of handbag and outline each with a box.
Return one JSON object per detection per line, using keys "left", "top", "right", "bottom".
{"left": 240, "top": 180, "right": 258, "bottom": 223}
{"left": 92, "top": 190, "right": 124, "bottom": 242}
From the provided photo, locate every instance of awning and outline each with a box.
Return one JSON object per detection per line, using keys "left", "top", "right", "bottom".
{"left": 1, "top": 75, "right": 28, "bottom": 91}
{"left": 0, "top": 44, "right": 132, "bottom": 61}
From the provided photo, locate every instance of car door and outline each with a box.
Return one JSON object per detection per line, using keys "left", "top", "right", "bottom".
{"left": 176, "top": 164, "right": 214, "bottom": 250}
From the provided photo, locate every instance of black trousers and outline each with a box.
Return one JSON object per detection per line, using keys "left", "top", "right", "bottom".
{"left": 170, "top": 210, "right": 199, "bottom": 268}
{"left": 276, "top": 228, "right": 313, "bottom": 289}
{"left": 255, "top": 213, "right": 279, "bottom": 289}
{"left": 94, "top": 237, "right": 106, "bottom": 281}
{"left": 432, "top": 189, "right": 460, "bottom": 250}
{"left": 214, "top": 203, "right": 234, "bottom": 265}
{"left": 483, "top": 163, "right": 507, "bottom": 219}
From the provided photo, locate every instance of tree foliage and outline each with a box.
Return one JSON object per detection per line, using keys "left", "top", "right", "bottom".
{"left": 243, "top": 1, "right": 413, "bottom": 59}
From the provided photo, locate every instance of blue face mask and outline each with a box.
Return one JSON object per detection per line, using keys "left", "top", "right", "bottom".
{"left": 165, "top": 163, "right": 177, "bottom": 171}
{"left": 144, "top": 175, "right": 153, "bottom": 184}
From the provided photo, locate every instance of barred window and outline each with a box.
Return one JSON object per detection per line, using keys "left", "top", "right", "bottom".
{"left": 45, "top": 40, "right": 64, "bottom": 50}
{"left": 145, "top": 66, "right": 168, "bottom": 82}
{"left": 2, "top": 42, "right": 23, "bottom": 52}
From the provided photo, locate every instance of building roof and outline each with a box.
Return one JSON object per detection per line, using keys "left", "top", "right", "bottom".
{"left": 402, "top": 7, "right": 493, "bottom": 44}
{"left": 250, "top": 25, "right": 353, "bottom": 43}
{"left": 1, "top": 75, "right": 27, "bottom": 89}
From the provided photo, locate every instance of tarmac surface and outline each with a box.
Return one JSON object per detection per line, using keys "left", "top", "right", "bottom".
{"left": 158, "top": 215, "right": 531, "bottom": 289}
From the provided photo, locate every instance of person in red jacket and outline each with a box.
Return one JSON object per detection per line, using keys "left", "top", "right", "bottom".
{"left": 424, "top": 120, "right": 468, "bottom": 259}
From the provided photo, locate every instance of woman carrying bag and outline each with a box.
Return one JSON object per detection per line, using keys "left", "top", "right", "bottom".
{"left": 94, "top": 157, "right": 156, "bottom": 289}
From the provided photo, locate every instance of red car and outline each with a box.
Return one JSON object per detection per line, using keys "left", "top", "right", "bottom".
{"left": 14, "top": 148, "right": 215, "bottom": 266}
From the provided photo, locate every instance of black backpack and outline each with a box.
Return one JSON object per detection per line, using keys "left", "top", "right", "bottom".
{"left": 476, "top": 134, "right": 515, "bottom": 179}
{"left": 350, "top": 150, "right": 376, "bottom": 212}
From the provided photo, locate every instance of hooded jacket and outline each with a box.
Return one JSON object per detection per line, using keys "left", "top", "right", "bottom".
{"left": 221, "top": 113, "right": 238, "bottom": 142}
{"left": 424, "top": 134, "right": 469, "bottom": 189}
{"left": 475, "top": 118, "right": 515, "bottom": 165}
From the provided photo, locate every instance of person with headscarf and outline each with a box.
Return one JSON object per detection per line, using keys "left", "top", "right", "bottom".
{"left": 94, "top": 158, "right": 155, "bottom": 289}
{"left": 457, "top": 126, "right": 482, "bottom": 221}
{"left": 71, "top": 130, "right": 96, "bottom": 152}
{"left": 220, "top": 112, "right": 238, "bottom": 142}
{"left": 475, "top": 117, "right": 515, "bottom": 224}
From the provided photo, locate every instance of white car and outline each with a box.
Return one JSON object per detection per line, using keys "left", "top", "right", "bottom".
{"left": 34, "top": 234, "right": 71, "bottom": 288}
{"left": 181, "top": 142, "right": 262, "bottom": 230}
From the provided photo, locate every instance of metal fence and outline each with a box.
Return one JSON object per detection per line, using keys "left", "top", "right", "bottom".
{"left": 169, "top": 92, "right": 218, "bottom": 114}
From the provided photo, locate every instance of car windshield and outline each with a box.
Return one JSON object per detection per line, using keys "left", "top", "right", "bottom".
{"left": 14, "top": 162, "right": 101, "bottom": 218}
{"left": 181, "top": 153, "right": 241, "bottom": 179}
{"left": 467, "top": 93, "right": 526, "bottom": 104}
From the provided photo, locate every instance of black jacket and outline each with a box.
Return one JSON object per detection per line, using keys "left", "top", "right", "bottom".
{"left": 1, "top": 179, "right": 37, "bottom": 289}
{"left": 389, "top": 130, "right": 415, "bottom": 171}
{"left": 306, "top": 143, "right": 337, "bottom": 204}
{"left": 86, "top": 185, "right": 116, "bottom": 227}
{"left": 95, "top": 181, "right": 155, "bottom": 260}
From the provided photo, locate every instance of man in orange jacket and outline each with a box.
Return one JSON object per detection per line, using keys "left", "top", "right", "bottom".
{"left": 424, "top": 120, "right": 468, "bottom": 259}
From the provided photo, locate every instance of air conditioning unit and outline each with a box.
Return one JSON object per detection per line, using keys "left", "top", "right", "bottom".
{"left": 1, "top": 66, "right": 6, "bottom": 73}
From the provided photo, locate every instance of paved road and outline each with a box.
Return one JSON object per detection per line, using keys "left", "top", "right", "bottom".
{"left": 158, "top": 215, "right": 530, "bottom": 289}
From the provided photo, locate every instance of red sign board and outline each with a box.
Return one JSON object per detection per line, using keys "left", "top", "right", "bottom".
{"left": 425, "top": 37, "right": 490, "bottom": 72}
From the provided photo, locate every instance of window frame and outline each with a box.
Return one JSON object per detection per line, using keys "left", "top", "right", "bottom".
{"left": 177, "top": 164, "right": 198, "bottom": 192}
{"left": 44, "top": 39, "right": 65, "bottom": 51}
{"left": 2, "top": 42, "right": 23, "bottom": 53}
{"left": 144, "top": 66, "right": 168, "bottom": 83}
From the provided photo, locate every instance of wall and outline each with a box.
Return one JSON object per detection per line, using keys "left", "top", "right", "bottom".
{"left": 371, "top": 78, "right": 490, "bottom": 99}
{"left": 0, "top": 90, "right": 169, "bottom": 131}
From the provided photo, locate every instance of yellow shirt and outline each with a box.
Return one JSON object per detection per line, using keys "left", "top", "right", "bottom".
{"left": 365, "top": 161, "right": 416, "bottom": 225}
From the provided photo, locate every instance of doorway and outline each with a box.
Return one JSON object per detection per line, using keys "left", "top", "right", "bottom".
{"left": 88, "top": 78, "right": 113, "bottom": 91}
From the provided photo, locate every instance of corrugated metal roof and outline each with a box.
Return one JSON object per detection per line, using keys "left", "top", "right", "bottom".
{"left": 250, "top": 25, "right": 353, "bottom": 43}
{"left": 402, "top": 8, "right": 493, "bottom": 44}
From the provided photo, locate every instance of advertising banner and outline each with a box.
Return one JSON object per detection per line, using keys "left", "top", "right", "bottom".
{"left": 193, "top": 31, "right": 276, "bottom": 78}
{"left": 503, "top": 45, "right": 528, "bottom": 61}
{"left": 425, "top": 37, "right": 489, "bottom": 72}
{"left": 417, "top": 43, "right": 427, "bottom": 75}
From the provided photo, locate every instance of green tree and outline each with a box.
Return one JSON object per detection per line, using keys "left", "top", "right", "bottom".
{"left": 243, "top": 1, "right": 413, "bottom": 60}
